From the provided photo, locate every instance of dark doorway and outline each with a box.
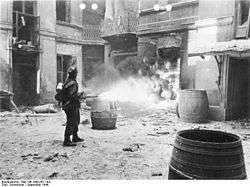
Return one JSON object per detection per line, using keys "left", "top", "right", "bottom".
{"left": 12, "top": 51, "right": 38, "bottom": 106}
{"left": 228, "top": 57, "right": 250, "bottom": 119}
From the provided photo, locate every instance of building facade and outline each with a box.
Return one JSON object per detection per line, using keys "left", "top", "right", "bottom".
{"left": 101, "top": 0, "right": 138, "bottom": 80}
{"left": 137, "top": 0, "right": 250, "bottom": 121}
{"left": 0, "top": 0, "right": 104, "bottom": 106}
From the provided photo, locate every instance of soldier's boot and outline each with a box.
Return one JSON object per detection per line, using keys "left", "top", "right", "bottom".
{"left": 63, "top": 135, "right": 77, "bottom": 147}
{"left": 72, "top": 133, "right": 84, "bottom": 143}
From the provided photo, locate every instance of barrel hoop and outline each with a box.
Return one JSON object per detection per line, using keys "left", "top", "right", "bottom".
{"left": 176, "top": 137, "right": 242, "bottom": 149}
{"left": 171, "top": 155, "right": 245, "bottom": 170}
{"left": 168, "top": 164, "right": 193, "bottom": 179}
{"left": 176, "top": 130, "right": 242, "bottom": 149}
{"left": 173, "top": 142, "right": 243, "bottom": 156}
{"left": 169, "top": 164, "right": 247, "bottom": 179}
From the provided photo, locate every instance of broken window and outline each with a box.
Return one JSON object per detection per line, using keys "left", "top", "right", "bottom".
{"left": 56, "top": 0, "right": 71, "bottom": 22}
{"left": 239, "top": 0, "right": 249, "bottom": 25}
{"left": 236, "top": 0, "right": 250, "bottom": 38}
{"left": 13, "top": 0, "right": 34, "bottom": 14}
{"left": 13, "top": 1, "right": 22, "bottom": 12}
{"left": 12, "top": 1, "right": 39, "bottom": 47}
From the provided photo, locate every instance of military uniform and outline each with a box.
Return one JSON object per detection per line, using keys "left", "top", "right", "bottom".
{"left": 62, "top": 67, "right": 83, "bottom": 146}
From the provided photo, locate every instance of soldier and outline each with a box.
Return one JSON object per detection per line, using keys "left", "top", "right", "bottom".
{"left": 62, "top": 66, "right": 84, "bottom": 147}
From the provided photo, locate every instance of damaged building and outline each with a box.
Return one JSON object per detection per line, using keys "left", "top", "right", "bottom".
{"left": 101, "top": 0, "right": 138, "bottom": 79}
{"left": 137, "top": 0, "right": 250, "bottom": 121}
{"left": 1, "top": 0, "right": 249, "bottom": 121}
{"left": 0, "top": 0, "right": 105, "bottom": 106}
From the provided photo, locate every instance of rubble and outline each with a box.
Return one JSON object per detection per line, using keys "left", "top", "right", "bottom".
{"left": 21, "top": 153, "right": 39, "bottom": 158}
{"left": 32, "top": 104, "right": 58, "bottom": 114}
{"left": 20, "top": 117, "right": 32, "bottom": 126}
{"left": 156, "top": 131, "right": 170, "bottom": 135}
{"left": 43, "top": 153, "right": 59, "bottom": 162}
{"left": 122, "top": 143, "right": 145, "bottom": 152}
{"left": 43, "top": 153, "right": 65, "bottom": 162}
{"left": 0, "top": 106, "right": 249, "bottom": 179}
{"left": 48, "top": 172, "right": 59, "bottom": 178}
{"left": 81, "top": 119, "right": 89, "bottom": 125}
{"left": 151, "top": 172, "right": 163, "bottom": 176}
{"left": 147, "top": 133, "right": 160, "bottom": 137}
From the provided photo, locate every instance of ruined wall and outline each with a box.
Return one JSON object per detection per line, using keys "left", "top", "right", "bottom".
{"left": 37, "top": 0, "right": 57, "bottom": 103}
{"left": 0, "top": 1, "right": 12, "bottom": 91}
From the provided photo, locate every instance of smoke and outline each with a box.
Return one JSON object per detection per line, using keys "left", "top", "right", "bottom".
{"left": 99, "top": 76, "right": 158, "bottom": 103}
{"left": 85, "top": 56, "right": 180, "bottom": 110}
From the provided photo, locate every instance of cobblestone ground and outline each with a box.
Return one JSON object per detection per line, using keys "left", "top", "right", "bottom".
{"left": 0, "top": 104, "right": 249, "bottom": 180}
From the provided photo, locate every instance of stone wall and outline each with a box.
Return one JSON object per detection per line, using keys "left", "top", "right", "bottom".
{"left": 0, "top": 0, "right": 12, "bottom": 92}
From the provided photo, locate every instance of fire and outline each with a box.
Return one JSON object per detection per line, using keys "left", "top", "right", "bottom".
{"left": 91, "top": 59, "right": 181, "bottom": 111}
{"left": 98, "top": 76, "right": 179, "bottom": 110}
{"left": 99, "top": 77, "right": 157, "bottom": 104}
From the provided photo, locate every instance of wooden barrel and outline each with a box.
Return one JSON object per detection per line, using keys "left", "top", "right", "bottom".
{"left": 90, "top": 98, "right": 117, "bottom": 130}
{"left": 168, "top": 129, "right": 247, "bottom": 179}
{"left": 178, "top": 89, "right": 209, "bottom": 123}
{"left": 85, "top": 98, "right": 94, "bottom": 107}
{"left": 91, "top": 111, "right": 117, "bottom": 130}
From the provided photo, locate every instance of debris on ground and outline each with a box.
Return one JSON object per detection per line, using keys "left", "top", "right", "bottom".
{"left": 21, "top": 153, "right": 39, "bottom": 158}
{"left": 43, "top": 152, "right": 68, "bottom": 162}
{"left": 122, "top": 143, "right": 145, "bottom": 152}
{"left": 20, "top": 117, "right": 32, "bottom": 126}
{"left": 151, "top": 172, "right": 163, "bottom": 176}
{"left": 156, "top": 131, "right": 170, "bottom": 135}
{"left": 32, "top": 104, "right": 58, "bottom": 114}
{"left": 32, "top": 155, "right": 43, "bottom": 160}
{"left": 118, "top": 123, "right": 126, "bottom": 126}
{"left": 48, "top": 172, "right": 59, "bottom": 178}
{"left": 81, "top": 119, "right": 89, "bottom": 124}
{"left": 0, "top": 105, "right": 250, "bottom": 179}
{"left": 241, "top": 133, "right": 250, "bottom": 141}
{"left": 17, "top": 106, "right": 32, "bottom": 113}
{"left": 147, "top": 133, "right": 160, "bottom": 137}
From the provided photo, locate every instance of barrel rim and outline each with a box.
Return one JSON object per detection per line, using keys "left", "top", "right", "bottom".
{"left": 177, "top": 129, "right": 241, "bottom": 146}
{"left": 180, "top": 89, "right": 207, "bottom": 92}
